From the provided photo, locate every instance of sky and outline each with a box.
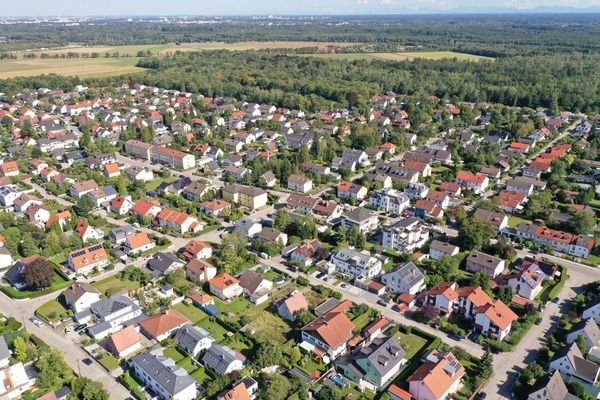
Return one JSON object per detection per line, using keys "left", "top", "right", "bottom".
{"left": 3, "top": 0, "right": 600, "bottom": 16}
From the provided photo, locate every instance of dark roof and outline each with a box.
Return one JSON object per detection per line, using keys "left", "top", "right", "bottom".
{"left": 203, "top": 344, "right": 240, "bottom": 375}
{"left": 174, "top": 325, "right": 213, "bottom": 355}
{"left": 147, "top": 252, "right": 184, "bottom": 273}
{"left": 131, "top": 349, "right": 196, "bottom": 396}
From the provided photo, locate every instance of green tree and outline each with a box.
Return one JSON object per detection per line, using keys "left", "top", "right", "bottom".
{"left": 571, "top": 210, "right": 595, "bottom": 235}
{"left": 457, "top": 217, "right": 494, "bottom": 251}
{"left": 19, "top": 232, "right": 37, "bottom": 257}
{"left": 35, "top": 348, "right": 72, "bottom": 389}
{"left": 13, "top": 336, "right": 32, "bottom": 362}
{"left": 471, "top": 271, "right": 493, "bottom": 295}
{"left": 23, "top": 258, "right": 55, "bottom": 289}
{"left": 575, "top": 335, "right": 588, "bottom": 354}
{"left": 68, "top": 377, "right": 110, "bottom": 400}
{"left": 74, "top": 196, "right": 95, "bottom": 217}
{"left": 260, "top": 374, "right": 291, "bottom": 400}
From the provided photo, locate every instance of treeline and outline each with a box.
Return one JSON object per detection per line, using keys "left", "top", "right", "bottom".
{"left": 3, "top": 14, "right": 600, "bottom": 56}
{"left": 3, "top": 48, "right": 600, "bottom": 113}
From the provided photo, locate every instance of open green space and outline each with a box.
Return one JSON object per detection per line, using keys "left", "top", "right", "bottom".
{"left": 0, "top": 58, "right": 143, "bottom": 79}
{"left": 97, "top": 351, "right": 120, "bottom": 371}
{"left": 36, "top": 299, "right": 70, "bottom": 322}
{"left": 196, "top": 318, "right": 229, "bottom": 342}
{"left": 508, "top": 215, "right": 532, "bottom": 228}
{"left": 92, "top": 275, "right": 141, "bottom": 296}
{"left": 396, "top": 332, "right": 429, "bottom": 359}
{"left": 144, "top": 177, "right": 177, "bottom": 192}
{"left": 173, "top": 302, "right": 209, "bottom": 324}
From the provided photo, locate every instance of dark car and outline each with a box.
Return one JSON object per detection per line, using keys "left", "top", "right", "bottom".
{"left": 475, "top": 392, "right": 487, "bottom": 400}
{"left": 448, "top": 333, "right": 464, "bottom": 341}
{"left": 534, "top": 317, "right": 543, "bottom": 325}
{"left": 82, "top": 358, "right": 93, "bottom": 366}
{"left": 552, "top": 297, "right": 560, "bottom": 304}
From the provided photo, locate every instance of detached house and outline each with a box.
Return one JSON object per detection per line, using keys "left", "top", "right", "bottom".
{"left": 124, "top": 232, "right": 156, "bottom": 255}
{"left": 67, "top": 244, "right": 109, "bottom": 275}
{"left": 70, "top": 180, "right": 99, "bottom": 198}
{"left": 381, "top": 262, "right": 426, "bottom": 295}
{"left": 466, "top": 251, "right": 505, "bottom": 278}
{"left": 106, "top": 325, "right": 142, "bottom": 359}
{"left": 338, "top": 181, "right": 368, "bottom": 201}
{"left": 139, "top": 309, "right": 189, "bottom": 341}
{"left": 209, "top": 273, "right": 244, "bottom": 300}
{"left": 110, "top": 196, "right": 134, "bottom": 216}
{"left": 341, "top": 207, "right": 379, "bottom": 233}
{"left": 301, "top": 312, "right": 355, "bottom": 361}
{"left": 62, "top": 282, "right": 101, "bottom": 314}
{"left": 287, "top": 174, "right": 313, "bottom": 193}
{"left": 474, "top": 208, "right": 508, "bottom": 231}
{"left": 74, "top": 220, "right": 104, "bottom": 243}
{"left": 407, "top": 350, "right": 465, "bottom": 400}
{"left": 156, "top": 208, "right": 202, "bottom": 234}
{"left": 429, "top": 240, "right": 460, "bottom": 261}
{"left": 277, "top": 290, "right": 309, "bottom": 322}
{"left": 507, "top": 261, "right": 547, "bottom": 300}
{"left": 549, "top": 343, "right": 600, "bottom": 385}
{"left": 222, "top": 184, "right": 268, "bottom": 210}
{"left": 474, "top": 300, "right": 518, "bottom": 342}
{"left": 455, "top": 171, "right": 489, "bottom": 194}
{"left": 332, "top": 248, "right": 382, "bottom": 279}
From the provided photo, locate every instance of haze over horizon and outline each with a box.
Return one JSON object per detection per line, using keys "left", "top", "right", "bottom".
{"left": 4, "top": 0, "right": 600, "bottom": 17}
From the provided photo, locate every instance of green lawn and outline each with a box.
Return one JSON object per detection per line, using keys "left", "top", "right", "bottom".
{"left": 196, "top": 318, "right": 229, "bottom": 342}
{"left": 144, "top": 177, "right": 176, "bottom": 192}
{"left": 164, "top": 346, "right": 187, "bottom": 363}
{"left": 508, "top": 215, "right": 532, "bottom": 228}
{"left": 397, "top": 332, "right": 429, "bottom": 359}
{"left": 190, "top": 367, "right": 211, "bottom": 385}
{"left": 36, "top": 299, "right": 69, "bottom": 322}
{"left": 97, "top": 352, "right": 120, "bottom": 371}
{"left": 92, "top": 275, "right": 141, "bottom": 296}
{"left": 244, "top": 307, "right": 292, "bottom": 343}
{"left": 173, "top": 303, "right": 209, "bottom": 324}
{"left": 214, "top": 298, "right": 252, "bottom": 315}
{"left": 351, "top": 311, "right": 374, "bottom": 332}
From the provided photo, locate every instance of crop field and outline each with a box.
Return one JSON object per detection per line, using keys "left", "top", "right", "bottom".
{"left": 0, "top": 57, "right": 143, "bottom": 79}
{"left": 300, "top": 51, "right": 494, "bottom": 62}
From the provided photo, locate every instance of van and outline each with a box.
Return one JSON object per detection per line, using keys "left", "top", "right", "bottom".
{"left": 260, "top": 252, "right": 270, "bottom": 260}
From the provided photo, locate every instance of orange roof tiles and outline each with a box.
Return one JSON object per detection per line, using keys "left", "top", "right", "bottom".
{"left": 107, "top": 326, "right": 140, "bottom": 355}
{"left": 139, "top": 309, "right": 189, "bottom": 339}
{"left": 209, "top": 273, "right": 240, "bottom": 291}
{"left": 301, "top": 312, "right": 355, "bottom": 349}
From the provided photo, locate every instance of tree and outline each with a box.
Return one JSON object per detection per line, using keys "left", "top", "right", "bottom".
{"left": 315, "top": 385, "right": 342, "bottom": 400}
{"left": 478, "top": 349, "right": 494, "bottom": 380}
{"left": 23, "top": 258, "right": 55, "bottom": 289}
{"left": 471, "top": 271, "right": 493, "bottom": 295}
{"left": 290, "top": 346, "right": 302, "bottom": 364}
{"left": 19, "top": 232, "right": 37, "bottom": 257}
{"left": 205, "top": 374, "right": 230, "bottom": 398}
{"left": 255, "top": 342, "right": 285, "bottom": 368}
{"left": 35, "top": 348, "right": 72, "bottom": 389}
{"left": 13, "top": 336, "right": 32, "bottom": 362}
{"left": 274, "top": 209, "right": 291, "bottom": 232}
{"left": 260, "top": 374, "right": 291, "bottom": 400}
{"left": 74, "top": 196, "right": 95, "bottom": 217}
{"left": 575, "top": 335, "right": 588, "bottom": 354}
{"left": 68, "top": 377, "right": 109, "bottom": 400}
{"left": 498, "top": 286, "right": 513, "bottom": 304}
{"left": 295, "top": 309, "right": 315, "bottom": 326}
{"left": 346, "top": 225, "right": 366, "bottom": 249}
{"left": 571, "top": 210, "right": 595, "bottom": 235}
{"left": 457, "top": 217, "right": 494, "bottom": 251}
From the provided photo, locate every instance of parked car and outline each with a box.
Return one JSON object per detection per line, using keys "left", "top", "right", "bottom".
{"left": 552, "top": 297, "right": 560, "bottom": 304}
{"left": 448, "top": 333, "right": 464, "bottom": 341}
{"left": 82, "top": 358, "right": 93, "bottom": 366}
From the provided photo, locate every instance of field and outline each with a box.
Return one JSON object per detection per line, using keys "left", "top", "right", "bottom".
{"left": 0, "top": 42, "right": 491, "bottom": 79}
{"left": 0, "top": 58, "right": 142, "bottom": 79}
{"left": 299, "top": 51, "right": 494, "bottom": 62}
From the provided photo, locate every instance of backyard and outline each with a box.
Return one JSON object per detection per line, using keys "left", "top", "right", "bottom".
{"left": 36, "top": 299, "right": 70, "bottom": 322}
{"left": 92, "top": 275, "right": 141, "bottom": 296}
{"left": 173, "top": 302, "right": 209, "bottom": 324}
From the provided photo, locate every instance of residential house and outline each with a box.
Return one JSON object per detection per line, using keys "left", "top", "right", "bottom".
{"left": 455, "top": 171, "right": 489, "bottom": 194}
{"left": 234, "top": 218, "right": 263, "bottom": 238}
{"left": 67, "top": 244, "right": 109, "bottom": 275}
{"left": 0, "top": 161, "right": 19, "bottom": 177}
{"left": 149, "top": 146, "right": 196, "bottom": 170}
{"left": 103, "top": 162, "right": 121, "bottom": 178}
{"left": 209, "top": 273, "right": 244, "bottom": 300}
{"left": 549, "top": 343, "right": 600, "bottom": 385}
{"left": 290, "top": 240, "right": 329, "bottom": 267}
{"left": 109, "top": 196, "right": 134, "bottom": 216}
{"left": 301, "top": 312, "right": 355, "bottom": 360}
{"left": 256, "top": 228, "right": 288, "bottom": 246}
{"left": 507, "top": 261, "right": 547, "bottom": 300}
{"left": 514, "top": 224, "right": 594, "bottom": 259}
{"left": 139, "top": 309, "right": 189, "bottom": 341}
{"left": 496, "top": 190, "right": 528, "bottom": 213}
{"left": 583, "top": 301, "right": 600, "bottom": 324}
{"left": 130, "top": 348, "right": 197, "bottom": 400}
{"left": 217, "top": 382, "right": 253, "bottom": 400}
{"left": 414, "top": 199, "right": 444, "bottom": 220}
{"left": 382, "top": 218, "right": 430, "bottom": 253}
{"left": 474, "top": 208, "right": 508, "bottom": 231}
{"left": 125, "top": 166, "right": 154, "bottom": 182}
{"left": 203, "top": 344, "right": 244, "bottom": 375}
{"left": 180, "top": 240, "right": 213, "bottom": 260}
{"left": 13, "top": 194, "right": 42, "bottom": 213}
{"left": 62, "top": 282, "right": 101, "bottom": 314}
{"left": 156, "top": 208, "right": 202, "bottom": 234}
{"left": 0, "top": 247, "right": 12, "bottom": 270}
{"left": 341, "top": 207, "right": 379, "bottom": 233}
{"left": 238, "top": 270, "right": 273, "bottom": 305}
{"left": 74, "top": 220, "right": 104, "bottom": 243}
{"left": 174, "top": 325, "right": 215, "bottom": 357}
{"left": 426, "top": 191, "right": 450, "bottom": 210}
{"left": 182, "top": 182, "right": 213, "bottom": 202}
{"left": 420, "top": 282, "right": 459, "bottom": 316}
{"left": 277, "top": 290, "right": 309, "bottom": 322}
{"left": 69, "top": 180, "right": 99, "bottom": 198}
{"left": 222, "top": 184, "right": 268, "bottom": 210}
{"left": 109, "top": 225, "right": 137, "bottom": 245}
{"left": 369, "top": 189, "right": 410, "bottom": 214}
{"left": 83, "top": 295, "right": 142, "bottom": 340}
{"left": 0, "top": 362, "right": 36, "bottom": 399}
{"left": 381, "top": 262, "right": 426, "bottom": 295}
{"left": 124, "top": 232, "right": 156, "bottom": 255}
{"left": 565, "top": 319, "right": 600, "bottom": 352}
{"left": 147, "top": 252, "right": 185, "bottom": 276}
{"left": 466, "top": 251, "right": 505, "bottom": 278}
{"left": 332, "top": 248, "right": 382, "bottom": 279}
{"left": 185, "top": 259, "right": 217, "bottom": 284}
{"left": 287, "top": 174, "right": 313, "bottom": 193}
{"left": 106, "top": 326, "right": 142, "bottom": 359}
{"left": 527, "top": 370, "right": 581, "bottom": 400}
{"left": 474, "top": 300, "right": 518, "bottom": 341}
{"left": 199, "top": 199, "right": 231, "bottom": 217}
{"left": 429, "top": 240, "right": 460, "bottom": 261}
{"left": 130, "top": 198, "right": 162, "bottom": 218}
{"left": 336, "top": 336, "right": 407, "bottom": 391}
{"left": 338, "top": 181, "right": 368, "bottom": 201}
{"left": 407, "top": 350, "right": 465, "bottom": 400}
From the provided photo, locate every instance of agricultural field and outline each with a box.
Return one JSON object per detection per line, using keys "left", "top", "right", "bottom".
{"left": 0, "top": 57, "right": 142, "bottom": 79}
{"left": 300, "top": 51, "right": 494, "bottom": 62}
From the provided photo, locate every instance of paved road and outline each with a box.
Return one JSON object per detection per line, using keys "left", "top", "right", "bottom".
{"left": 0, "top": 292, "right": 132, "bottom": 399}
{"left": 483, "top": 249, "right": 600, "bottom": 399}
